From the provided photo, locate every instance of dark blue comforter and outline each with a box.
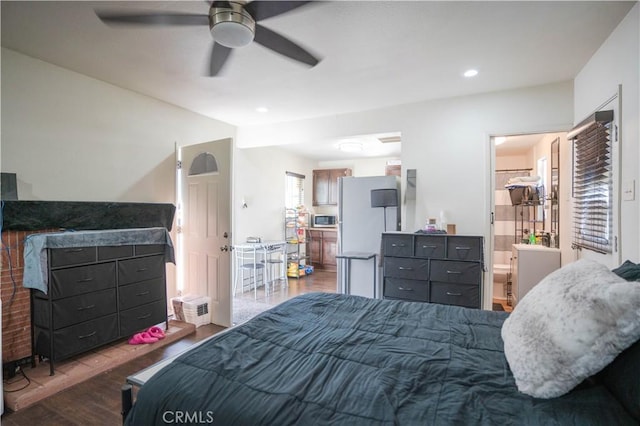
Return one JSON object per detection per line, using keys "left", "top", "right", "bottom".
{"left": 125, "top": 293, "right": 636, "bottom": 425}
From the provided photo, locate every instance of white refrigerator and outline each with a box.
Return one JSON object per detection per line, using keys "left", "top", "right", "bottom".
{"left": 337, "top": 175, "right": 399, "bottom": 298}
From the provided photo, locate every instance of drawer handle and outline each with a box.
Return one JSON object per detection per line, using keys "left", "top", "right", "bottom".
{"left": 76, "top": 304, "right": 95, "bottom": 311}
{"left": 446, "top": 270, "right": 462, "bottom": 274}
{"left": 398, "top": 287, "right": 413, "bottom": 292}
{"left": 455, "top": 246, "right": 471, "bottom": 251}
{"left": 446, "top": 292, "right": 462, "bottom": 297}
{"left": 76, "top": 277, "right": 94, "bottom": 283}
{"left": 136, "top": 291, "right": 150, "bottom": 296}
{"left": 137, "top": 313, "right": 151, "bottom": 320}
{"left": 398, "top": 266, "right": 413, "bottom": 270}
{"left": 136, "top": 268, "right": 148, "bottom": 272}
{"left": 391, "top": 243, "right": 406, "bottom": 247}
{"left": 64, "top": 248, "right": 85, "bottom": 253}
{"left": 78, "top": 331, "right": 96, "bottom": 339}
{"left": 422, "top": 245, "right": 438, "bottom": 249}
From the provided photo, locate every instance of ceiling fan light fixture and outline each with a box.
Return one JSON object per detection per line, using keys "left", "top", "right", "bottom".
{"left": 211, "top": 21, "right": 255, "bottom": 48}
{"left": 210, "top": 3, "right": 255, "bottom": 48}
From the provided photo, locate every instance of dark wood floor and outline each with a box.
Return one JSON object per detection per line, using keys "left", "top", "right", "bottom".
{"left": 236, "top": 268, "right": 338, "bottom": 305}
{"left": 1, "top": 269, "right": 337, "bottom": 425}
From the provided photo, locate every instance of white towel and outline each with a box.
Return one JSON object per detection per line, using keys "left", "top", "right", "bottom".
{"left": 507, "top": 175, "right": 541, "bottom": 185}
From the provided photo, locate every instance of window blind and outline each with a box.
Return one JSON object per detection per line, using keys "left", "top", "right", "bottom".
{"left": 571, "top": 110, "right": 614, "bottom": 254}
{"left": 285, "top": 171, "right": 305, "bottom": 209}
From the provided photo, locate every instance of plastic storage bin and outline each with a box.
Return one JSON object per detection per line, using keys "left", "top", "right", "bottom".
{"left": 171, "top": 295, "right": 211, "bottom": 328}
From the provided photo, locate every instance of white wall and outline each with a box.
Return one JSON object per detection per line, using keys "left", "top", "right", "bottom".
{"left": 495, "top": 154, "right": 530, "bottom": 171}
{"left": 573, "top": 3, "right": 640, "bottom": 263}
{"left": 1, "top": 48, "right": 236, "bottom": 203}
{"left": 1, "top": 48, "right": 237, "bottom": 303}
{"left": 232, "top": 145, "right": 317, "bottom": 244}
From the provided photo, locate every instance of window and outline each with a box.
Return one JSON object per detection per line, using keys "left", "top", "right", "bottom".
{"left": 570, "top": 110, "right": 614, "bottom": 254}
{"left": 285, "top": 171, "right": 305, "bottom": 209}
{"left": 188, "top": 152, "right": 218, "bottom": 176}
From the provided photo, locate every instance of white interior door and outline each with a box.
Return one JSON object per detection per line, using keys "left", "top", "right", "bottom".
{"left": 178, "top": 138, "right": 232, "bottom": 327}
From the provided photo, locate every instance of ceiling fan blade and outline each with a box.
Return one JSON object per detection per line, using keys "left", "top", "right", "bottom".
{"left": 209, "top": 42, "right": 233, "bottom": 76}
{"left": 210, "top": 1, "right": 233, "bottom": 8}
{"left": 254, "top": 24, "right": 319, "bottom": 67}
{"left": 244, "top": 1, "right": 313, "bottom": 21}
{"left": 96, "top": 11, "right": 209, "bottom": 26}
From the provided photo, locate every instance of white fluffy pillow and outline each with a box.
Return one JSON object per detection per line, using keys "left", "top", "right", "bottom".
{"left": 502, "top": 259, "right": 640, "bottom": 398}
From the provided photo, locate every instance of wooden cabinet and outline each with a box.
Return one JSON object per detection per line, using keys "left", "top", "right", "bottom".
{"left": 321, "top": 232, "right": 337, "bottom": 268}
{"left": 308, "top": 229, "right": 338, "bottom": 270}
{"left": 32, "top": 243, "right": 169, "bottom": 374}
{"left": 312, "top": 168, "right": 352, "bottom": 206}
{"left": 381, "top": 233, "right": 484, "bottom": 309}
{"left": 308, "top": 230, "right": 323, "bottom": 266}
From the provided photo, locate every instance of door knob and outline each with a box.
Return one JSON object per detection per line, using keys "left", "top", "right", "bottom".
{"left": 220, "top": 245, "right": 229, "bottom": 252}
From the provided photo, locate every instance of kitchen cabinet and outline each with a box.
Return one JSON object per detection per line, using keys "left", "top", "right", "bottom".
{"left": 308, "top": 229, "right": 338, "bottom": 270}
{"left": 313, "top": 168, "right": 352, "bottom": 206}
{"left": 510, "top": 244, "right": 560, "bottom": 306}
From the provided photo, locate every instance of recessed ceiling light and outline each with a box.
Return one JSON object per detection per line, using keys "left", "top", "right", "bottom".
{"left": 256, "top": 107, "right": 268, "bottom": 113}
{"left": 338, "top": 141, "right": 363, "bottom": 152}
{"left": 495, "top": 136, "right": 507, "bottom": 145}
{"left": 464, "top": 69, "right": 478, "bottom": 78}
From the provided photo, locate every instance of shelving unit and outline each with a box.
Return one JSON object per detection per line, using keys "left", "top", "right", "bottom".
{"left": 284, "top": 208, "right": 310, "bottom": 278}
{"left": 511, "top": 186, "right": 545, "bottom": 244}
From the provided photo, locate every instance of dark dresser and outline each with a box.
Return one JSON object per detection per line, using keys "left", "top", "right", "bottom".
{"left": 28, "top": 229, "right": 173, "bottom": 375}
{"left": 381, "top": 232, "right": 484, "bottom": 309}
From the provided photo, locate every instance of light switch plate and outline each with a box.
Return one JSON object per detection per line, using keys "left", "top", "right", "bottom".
{"left": 622, "top": 180, "right": 635, "bottom": 201}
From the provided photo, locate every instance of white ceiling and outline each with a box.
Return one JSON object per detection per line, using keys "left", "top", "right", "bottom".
{"left": 1, "top": 1, "right": 635, "bottom": 160}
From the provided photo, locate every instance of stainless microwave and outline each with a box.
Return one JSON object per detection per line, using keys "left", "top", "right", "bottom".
{"left": 313, "top": 214, "right": 337, "bottom": 227}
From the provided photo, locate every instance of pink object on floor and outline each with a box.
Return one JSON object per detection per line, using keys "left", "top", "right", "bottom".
{"left": 128, "top": 331, "right": 159, "bottom": 345}
{"left": 147, "top": 326, "right": 166, "bottom": 339}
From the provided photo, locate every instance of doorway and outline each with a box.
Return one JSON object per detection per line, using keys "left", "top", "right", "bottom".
{"left": 491, "top": 131, "right": 566, "bottom": 308}
{"left": 177, "top": 138, "right": 233, "bottom": 327}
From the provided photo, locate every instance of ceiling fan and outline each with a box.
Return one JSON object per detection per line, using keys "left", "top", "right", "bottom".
{"left": 95, "top": 1, "right": 321, "bottom": 76}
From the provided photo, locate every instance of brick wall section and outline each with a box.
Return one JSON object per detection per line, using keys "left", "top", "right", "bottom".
{"left": 1, "top": 229, "right": 56, "bottom": 363}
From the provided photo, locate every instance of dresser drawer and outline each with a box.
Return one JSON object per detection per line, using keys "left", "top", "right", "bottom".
{"left": 382, "top": 234, "right": 413, "bottom": 257}
{"left": 430, "top": 282, "right": 480, "bottom": 308}
{"left": 50, "top": 262, "right": 116, "bottom": 300}
{"left": 120, "top": 300, "right": 167, "bottom": 336}
{"left": 119, "top": 278, "right": 166, "bottom": 311}
{"left": 135, "top": 244, "right": 166, "bottom": 256}
{"left": 35, "top": 313, "right": 119, "bottom": 361}
{"left": 384, "top": 257, "right": 428, "bottom": 280}
{"left": 118, "top": 255, "right": 165, "bottom": 285}
{"left": 414, "top": 235, "right": 446, "bottom": 258}
{"left": 446, "top": 236, "right": 482, "bottom": 261}
{"left": 98, "top": 245, "right": 134, "bottom": 261}
{"left": 33, "top": 288, "right": 117, "bottom": 330}
{"left": 430, "top": 260, "right": 481, "bottom": 285}
{"left": 50, "top": 247, "right": 96, "bottom": 268}
{"left": 383, "top": 278, "right": 429, "bottom": 302}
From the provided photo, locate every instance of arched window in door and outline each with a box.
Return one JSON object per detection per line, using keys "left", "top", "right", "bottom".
{"left": 188, "top": 152, "right": 219, "bottom": 176}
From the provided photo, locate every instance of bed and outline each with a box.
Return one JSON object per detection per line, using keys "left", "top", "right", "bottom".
{"left": 123, "top": 289, "right": 640, "bottom": 425}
